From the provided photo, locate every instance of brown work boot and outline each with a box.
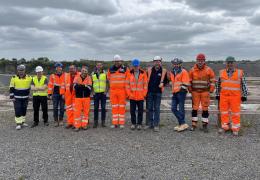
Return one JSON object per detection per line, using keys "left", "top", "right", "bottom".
{"left": 177, "top": 124, "right": 189, "bottom": 132}
{"left": 174, "top": 125, "right": 180, "bottom": 131}
{"left": 59, "top": 118, "right": 64, "bottom": 126}
{"left": 190, "top": 121, "right": 197, "bottom": 131}
{"left": 65, "top": 124, "right": 73, "bottom": 129}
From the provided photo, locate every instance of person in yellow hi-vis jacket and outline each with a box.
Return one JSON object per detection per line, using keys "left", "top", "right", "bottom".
{"left": 9, "top": 64, "right": 32, "bottom": 130}
{"left": 31, "top": 66, "right": 49, "bottom": 128}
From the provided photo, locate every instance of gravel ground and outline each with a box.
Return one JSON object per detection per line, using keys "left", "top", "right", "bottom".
{"left": 0, "top": 110, "right": 259, "bottom": 180}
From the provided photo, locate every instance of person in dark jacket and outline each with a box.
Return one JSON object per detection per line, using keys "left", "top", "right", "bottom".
{"left": 146, "top": 56, "right": 168, "bottom": 132}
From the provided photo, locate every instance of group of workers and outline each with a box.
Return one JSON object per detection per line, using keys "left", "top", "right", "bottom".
{"left": 9, "top": 54, "right": 248, "bottom": 136}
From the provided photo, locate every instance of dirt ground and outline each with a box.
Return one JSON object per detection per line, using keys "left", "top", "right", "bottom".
{"left": 0, "top": 109, "right": 259, "bottom": 180}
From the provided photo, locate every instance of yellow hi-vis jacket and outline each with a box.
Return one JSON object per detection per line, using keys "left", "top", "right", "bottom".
{"left": 92, "top": 71, "right": 107, "bottom": 93}
{"left": 32, "top": 75, "right": 48, "bottom": 96}
{"left": 9, "top": 75, "right": 32, "bottom": 99}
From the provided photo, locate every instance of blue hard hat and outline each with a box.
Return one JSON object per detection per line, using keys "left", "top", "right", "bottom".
{"left": 54, "top": 62, "right": 63, "bottom": 68}
{"left": 132, "top": 58, "right": 140, "bottom": 67}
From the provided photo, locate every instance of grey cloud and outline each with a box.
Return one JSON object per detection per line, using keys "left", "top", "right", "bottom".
{"left": 177, "top": 0, "right": 260, "bottom": 16}
{"left": 248, "top": 12, "right": 260, "bottom": 26}
{"left": 0, "top": 0, "right": 118, "bottom": 15}
{"left": 0, "top": 26, "right": 60, "bottom": 50}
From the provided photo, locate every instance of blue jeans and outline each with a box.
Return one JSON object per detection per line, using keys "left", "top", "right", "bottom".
{"left": 171, "top": 91, "right": 187, "bottom": 125}
{"left": 14, "top": 98, "right": 28, "bottom": 118}
{"left": 147, "top": 92, "right": 162, "bottom": 127}
{"left": 52, "top": 94, "right": 65, "bottom": 121}
{"left": 94, "top": 92, "right": 107, "bottom": 122}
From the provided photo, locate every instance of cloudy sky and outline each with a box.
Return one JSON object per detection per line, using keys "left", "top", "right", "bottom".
{"left": 0, "top": 0, "right": 260, "bottom": 61}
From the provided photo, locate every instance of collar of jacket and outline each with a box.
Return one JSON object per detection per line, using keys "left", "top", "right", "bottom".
{"left": 226, "top": 68, "right": 235, "bottom": 74}
{"left": 110, "top": 65, "right": 126, "bottom": 73}
{"left": 152, "top": 66, "right": 162, "bottom": 72}
{"left": 17, "top": 74, "right": 27, "bottom": 79}
{"left": 194, "top": 64, "right": 206, "bottom": 70}
{"left": 130, "top": 68, "right": 144, "bottom": 74}
{"left": 172, "top": 67, "right": 182, "bottom": 75}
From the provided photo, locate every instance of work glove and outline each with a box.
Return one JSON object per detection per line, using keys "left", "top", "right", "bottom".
{"left": 241, "top": 97, "right": 247, "bottom": 102}
{"left": 215, "top": 96, "right": 220, "bottom": 100}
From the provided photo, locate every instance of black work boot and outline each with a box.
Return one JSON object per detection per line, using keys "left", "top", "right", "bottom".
{"left": 31, "top": 123, "right": 38, "bottom": 128}
{"left": 93, "top": 121, "right": 98, "bottom": 128}
{"left": 101, "top": 120, "right": 106, "bottom": 127}
{"left": 54, "top": 118, "right": 59, "bottom": 127}
{"left": 202, "top": 123, "right": 209, "bottom": 133}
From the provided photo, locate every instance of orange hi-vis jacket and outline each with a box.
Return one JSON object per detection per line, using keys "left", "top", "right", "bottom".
{"left": 107, "top": 65, "right": 129, "bottom": 91}
{"left": 47, "top": 73, "right": 65, "bottom": 95}
{"left": 126, "top": 69, "right": 148, "bottom": 101}
{"left": 189, "top": 64, "right": 215, "bottom": 92}
{"left": 147, "top": 67, "right": 167, "bottom": 92}
{"left": 64, "top": 72, "right": 80, "bottom": 96}
{"left": 169, "top": 68, "right": 190, "bottom": 93}
{"left": 73, "top": 75, "right": 92, "bottom": 98}
{"left": 219, "top": 68, "right": 243, "bottom": 97}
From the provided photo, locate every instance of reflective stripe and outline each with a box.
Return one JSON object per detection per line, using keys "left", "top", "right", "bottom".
{"left": 221, "top": 111, "right": 229, "bottom": 115}
{"left": 110, "top": 74, "right": 126, "bottom": 78}
{"left": 192, "top": 85, "right": 208, "bottom": 88}
{"left": 112, "top": 105, "right": 119, "bottom": 107}
{"left": 222, "top": 87, "right": 240, "bottom": 91}
{"left": 231, "top": 112, "right": 240, "bottom": 116}
{"left": 110, "top": 80, "right": 125, "bottom": 83}
{"left": 131, "top": 88, "right": 144, "bottom": 91}
{"left": 10, "top": 93, "right": 14, "bottom": 96}
{"left": 82, "top": 120, "right": 88, "bottom": 123}
{"left": 48, "top": 88, "right": 52, "bottom": 90}
{"left": 232, "top": 123, "right": 240, "bottom": 128}
{"left": 74, "top": 118, "right": 81, "bottom": 121}
{"left": 14, "top": 95, "right": 29, "bottom": 98}
{"left": 15, "top": 88, "right": 30, "bottom": 90}
{"left": 118, "top": 105, "right": 125, "bottom": 107}
{"left": 181, "top": 86, "right": 187, "bottom": 89}
{"left": 210, "top": 78, "right": 215, "bottom": 81}
{"left": 210, "top": 83, "right": 215, "bottom": 86}
{"left": 192, "top": 80, "right": 208, "bottom": 84}
{"left": 130, "top": 82, "right": 144, "bottom": 85}
{"left": 201, "top": 118, "right": 209, "bottom": 123}
{"left": 221, "top": 80, "right": 240, "bottom": 84}
{"left": 192, "top": 117, "right": 198, "bottom": 122}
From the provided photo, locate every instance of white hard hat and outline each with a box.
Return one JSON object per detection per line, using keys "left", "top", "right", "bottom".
{"left": 35, "top": 66, "right": 43, "bottom": 73}
{"left": 17, "top": 64, "right": 26, "bottom": 71}
{"left": 153, "top": 56, "right": 162, "bottom": 61}
{"left": 113, "top": 54, "right": 122, "bottom": 61}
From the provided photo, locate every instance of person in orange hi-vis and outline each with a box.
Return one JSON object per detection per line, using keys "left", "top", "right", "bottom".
{"left": 107, "top": 54, "right": 130, "bottom": 129}
{"left": 189, "top": 53, "right": 215, "bottom": 133}
{"left": 168, "top": 58, "right": 190, "bottom": 132}
{"left": 216, "top": 56, "right": 248, "bottom": 136}
{"left": 126, "top": 58, "right": 148, "bottom": 130}
{"left": 73, "top": 66, "right": 92, "bottom": 132}
{"left": 64, "top": 65, "right": 80, "bottom": 129}
{"left": 47, "top": 62, "right": 65, "bottom": 127}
